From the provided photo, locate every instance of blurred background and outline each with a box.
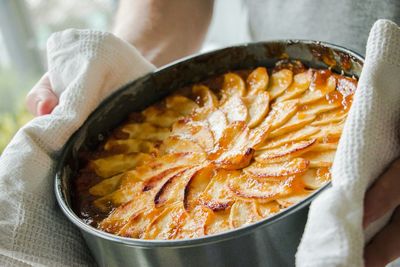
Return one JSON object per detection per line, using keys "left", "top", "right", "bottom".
{"left": 0, "top": 0, "right": 249, "bottom": 153}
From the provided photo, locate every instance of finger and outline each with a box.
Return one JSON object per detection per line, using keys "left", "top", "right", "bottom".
{"left": 364, "top": 207, "right": 400, "bottom": 267}
{"left": 363, "top": 158, "right": 400, "bottom": 228}
{"left": 25, "top": 73, "right": 59, "bottom": 116}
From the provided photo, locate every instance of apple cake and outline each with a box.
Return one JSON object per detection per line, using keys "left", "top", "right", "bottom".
{"left": 74, "top": 60, "right": 357, "bottom": 240}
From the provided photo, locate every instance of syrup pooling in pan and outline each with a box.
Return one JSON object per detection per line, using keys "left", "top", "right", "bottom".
{"left": 74, "top": 60, "right": 357, "bottom": 240}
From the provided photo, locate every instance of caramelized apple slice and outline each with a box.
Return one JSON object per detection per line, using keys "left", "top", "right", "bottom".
{"left": 299, "top": 74, "right": 336, "bottom": 105}
{"left": 255, "top": 139, "right": 316, "bottom": 163}
{"left": 268, "top": 69, "right": 293, "bottom": 100}
{"left": 89, "top": 173, "right": 124, "bottom": 197}
{"left": 117, "top": 208, "right": 160, "bottom": 238}
{"left": 269, "top": 113, "right": 316, "bottom": 138}
{"left": 142, "top": 106, "right": 182, "bottom": 127}
{"left": 258, "top": 126, "right": 320, "bottom": 150}
{"left": 171, "top": 119, "right": 214, "bottom": 151}
{"left": 220, "top": 95, "right": 248, "bottom": 123}
{"left": 229, "top": 200, "right": 261, "bottom": 228}
{"left": 228, "top": 175, "right": 294, "bottom": 200}
{"left": 207, "top": 109, "right": 228, "bottom": 143}
{"left": 200, "top": 169, "right": 240, "bottom": 211}
{"left": 192, "top": 85, "right": 219, "bottom": 109}
{"left": 264, "top": 99, "right": 298, "bottom": 131}
{"left": 143, "top": 203, "right": 186, "bottom": 240}
{"left": 221, "top": 72, "right": 246, "bottom": 99}
{"left": 312, "top": 122, "right": 344, "bottom": 142}
{"left": 310, "top": 143, "right": 338, "bottom": 152}
{"left": 255, "top": 201, "right": 281, "bottom": 218}
{"left": 104, "top": 139, "right": 157, "bottom": 154}
{"left": 300, "top": 100, "right": 342, "bottom": 116}
{"left": 301, "top": 168, "right": 331, "bottom": 189}
{"left": 311, "top": 109, "right": 347, "bottom": 126}
{"left": 165, "top": 95, "right": 199, "bottom": 115}
{"left": 275, "top": 70, "right": 312, "bottom": 102}
{"left": 210, "top": 121, "right": 254, "bottom": 170}
{"left": 204, "top": 209, "right": 231, "bottom": 235}
{"left": 159, "top": 136, "right": 204, "bottom": 154}
{"left": 276, "top": 191, "right": 313, "bottom": 208}
{"left": 90, "top": 153, "right": 152, "bottom": 178}
{"left": 175, "top": 205, "right": 212, "bottom": 239}
{"left": 244, "top": 158, "right": 309, "bottom": 179}
{"left": 303, "top": 150, "right": 336, "bottom": 168}
{"left": 243, "top": 91, "right": 270, "bottom": 128}
{"left": 154, "top": 167, "right": 201, "bottom": 208}
{"left": 99, "top": 191, "right": 154, "bottom": 233}
{"left": 246, "top": 67, "right": 269, "bottom": 95}
{"left": 119, "top": 122, "right": 171, "bottom": 141}
{"left": 184, "top": 166, "right": 214, "bottom": 210}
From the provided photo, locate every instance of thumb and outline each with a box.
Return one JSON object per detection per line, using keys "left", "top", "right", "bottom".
{"left": 26, "top": 73, "right": 59, "bottom": 116}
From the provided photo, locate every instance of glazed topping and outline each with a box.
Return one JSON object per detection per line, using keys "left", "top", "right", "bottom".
{"left": 74, "top": 60, "right": 357, "bottom": 240}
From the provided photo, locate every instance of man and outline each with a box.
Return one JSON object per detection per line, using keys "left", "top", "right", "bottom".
{"left": 26, "top": 1, "right": 400, "bottom": 266}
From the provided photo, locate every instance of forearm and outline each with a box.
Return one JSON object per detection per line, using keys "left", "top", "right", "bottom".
{"left": 113, "top": 0, "right": 213, "bottom": 67}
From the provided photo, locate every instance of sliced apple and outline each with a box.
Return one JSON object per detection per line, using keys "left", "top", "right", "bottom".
{"left": 244, "top": 158, "right": 309, "bottom": 179}
{"left": 255, "top": 201, "right": 281, "bottom": 218}
{"left": 99, "top": 191, "right": 154, "bottom": 233}
{"left": 257, "top": 126, "right": 320, "bottom": 150}
{"left": 200, "top": 169, "right": 240, "bottom": 211}
{"left": 264, "top": 99, "right": 298, "bottom": 131}
{"left": 246, "top": 67, "right": 269, "bottom": 95}
{"left": 228, "top": 174, "right": 294, "bottom": 200}
{"left": 184, "top": 166, "right": 214, "bottom": 210}
{"left": 165, "top": 95, "right": 199, "bottom": 116}
{"left": 90, "top": 153, "right": 153, "bottom": 178}
{"left": 143, "top": 203, "right": 186, "bottom": 240}
{"left": 104, "top": 139, "right": 157, "bottom": 154}
{"left": 159, "top": 136, "right": 204, "bottom": 155}
{"left": 221, "top": 72, "right": 246, "bottom": 100}
{"left": 312, "top": 122, "right": 344, "bottom": 143}
{"left": 303, "top": 150, "right": 336, "bottom": 168}
{"left": 269, "top": 113, "right": 316, "bottom": 138}
{"left": 89, "top": 173, "right": 124, "bottom": 197}
{"left": 117, "top": 208, "right": 160, "bottom": 238}
{"left": 311, "top": 109, "right": 347, "bottom": 126}
{"left": 268, "top": 69, "right": 293, "bottom": 100}
{"left": 276, "top": 191, "right": 313, "bottom": 208}
{"left": 310, "top": 143, "right": 338, "bottom": 152}
{"left": 120, "top": 122, "right": 170, "bottom": 141}
{"left": 207, "top": 109, "right": 228, "bottom": 143}
{"left": 229, "top": 200, "right": 261, "bottom": 228}
{"left": 192, "top": 85, "right": 219, "bottom": 109}
{"left": 300, "top": 100, "right": 342, "bottom": 116}
{"left": 299, "top": 74, "right": 336, "bottom": 105}
{"left": 255, "top": 139, "right": 316, "bottom": 163}
{"left": 243, "top": 91, "right": 270, "bottom": 128}
{"left": 154, "top": 167, "right": 201, "bottom": 208}
{"left": 204, "top": 209, "right": 231, "bottom": 236}
{"left": 142, "top": 105, "right": 182, "bottom": 128}
{"left": 275, "top": 70, "right": 312, "bottom": 102}
{"left": 301, "top": 168, "right": 331, "bottom": 189}
{"left": 220, "top": 94, "right": 248, "bottom": 123}
{"left": 175, "top": 205, "right": 212, "bottom": 239}
{"left": 171, "top": 119, "right": 214, "bottom": 151}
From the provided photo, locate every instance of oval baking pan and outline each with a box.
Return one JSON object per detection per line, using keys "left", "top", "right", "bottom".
{"left": 55, "top": 40, "right": 364, "bottom": 267}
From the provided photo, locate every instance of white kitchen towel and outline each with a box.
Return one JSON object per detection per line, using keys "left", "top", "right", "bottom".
{"left": 0, "top": 29, "right": 155, "bottom": 266}
{"left": 296, "top": 20, "right": 400, "bottom": 267}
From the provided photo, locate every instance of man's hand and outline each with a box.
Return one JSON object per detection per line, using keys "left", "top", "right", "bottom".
{"left": 25, "top": 73, "right": 58, "bottom": 116}
{"left": 363, "top": 158, "right": 400, "bottom": 267}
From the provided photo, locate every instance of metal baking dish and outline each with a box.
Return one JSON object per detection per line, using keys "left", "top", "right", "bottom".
{"left": 55, "top": 40, "right": 363, "bottom": 267}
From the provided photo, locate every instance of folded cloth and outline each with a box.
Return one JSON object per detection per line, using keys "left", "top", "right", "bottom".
{"left": 0, "top": 30, "right": 154, "bottom": 266}
{"left": 296, "top": 20, "right": 400, "bottom": 266}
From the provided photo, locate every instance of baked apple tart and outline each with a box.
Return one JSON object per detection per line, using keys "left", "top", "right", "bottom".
{"left": 74, "top": 60, "right": 357, "bottom": 240}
